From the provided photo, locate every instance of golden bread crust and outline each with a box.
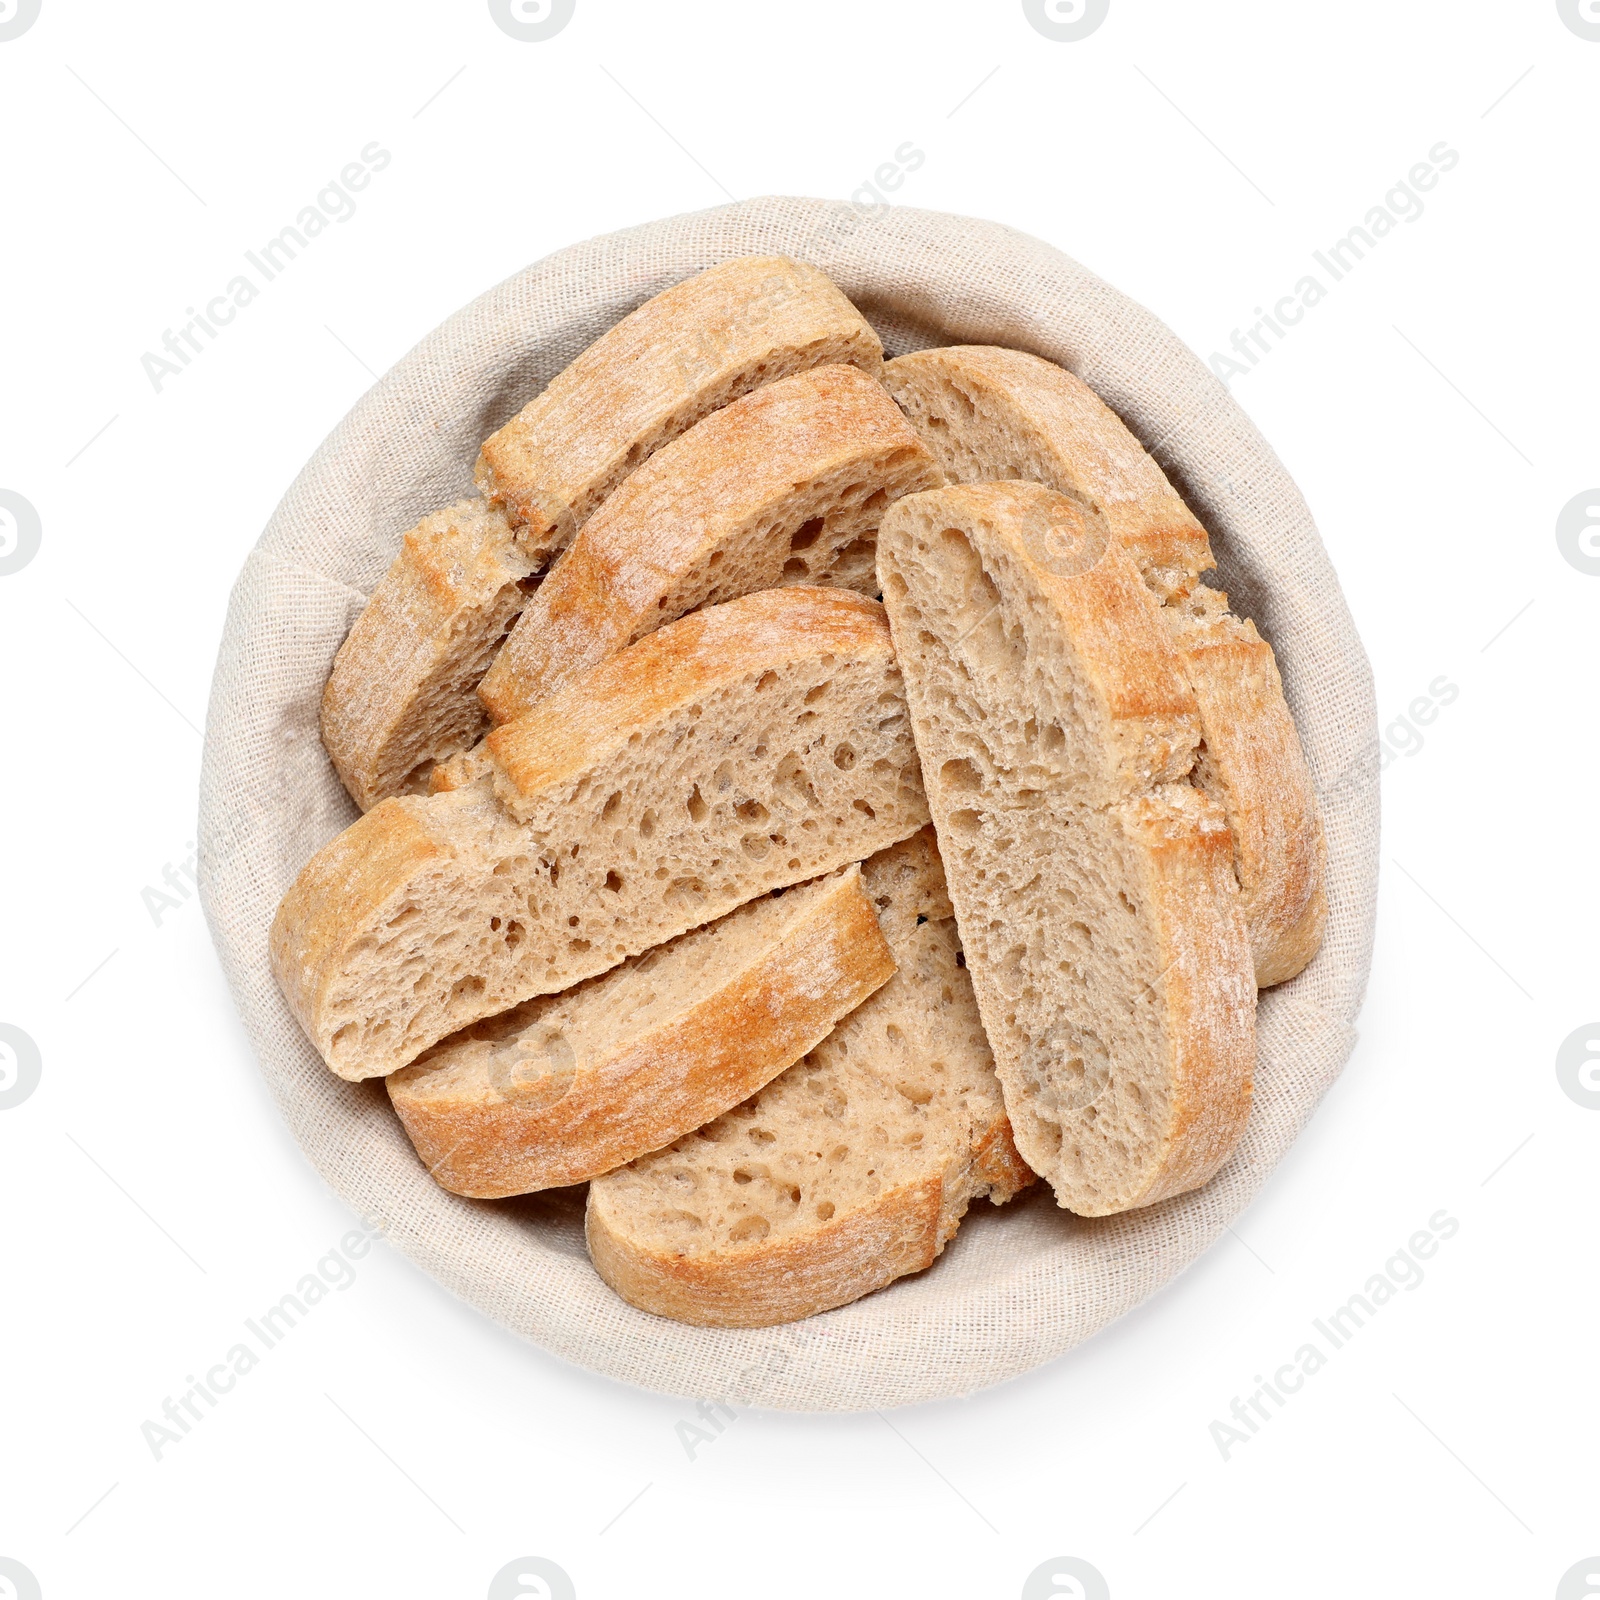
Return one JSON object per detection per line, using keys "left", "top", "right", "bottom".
{"left": 387, "top": 868, "right": 895, "bottom": 1196}
{"left": 320, "top": 499, "right": 534, "bottom": 810}
{"left": 586, "top": 1173, "right": 947, "bottom": 1329}
{"left": 475, "top": 256, "right": 883, "bottom": 565}
{"left": 477, "top": 363, "right": 940, "bottom": 724}
{"left": 485, "top": 586, "right": 898, "bottom": 818}
{"left": 877, "top": 481, "right": 1257, "bottom": 1216}
{"left": 884, "top": 345, "right": 1213, "bottom": 599}
{"left": 273, "top": 586, "right": 928, "bottom": 1081}
{"left": 884, "top": 347, "right": 1325, "bottom": 987}
{"left": 583, "top": 828, "right": 1033, "bottom": 1326}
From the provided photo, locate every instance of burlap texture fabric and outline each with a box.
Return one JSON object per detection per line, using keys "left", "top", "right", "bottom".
{"left": 198, "top": 199, "right": 1378, "bottom": 1411}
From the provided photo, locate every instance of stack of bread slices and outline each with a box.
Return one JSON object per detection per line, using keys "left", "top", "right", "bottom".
{"left": 272, "top": 256, "right": 1325, "bottom": 1328}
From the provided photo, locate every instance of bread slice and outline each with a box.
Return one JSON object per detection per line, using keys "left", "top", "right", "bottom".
{"left": 1166, "top": 586, "right": 1327, "bottom": 986}
{"left": 270, "top": 587, "right": 928, "bottom": 1082}
{"left": 476, "top": 364, "right": 942, "bottom": 725}
{"left": 476, "top": 256, "right": 884, "bottom": 567}
{"left": 875, "top": 481, "right": 1256, "bottom": 1216}
{"left": 387, "top": 866, "right": 894, "bottom": 1197}
{"left": 883, "top": 346, "right": 1326, "bottom": 984}
{"left": 320, "top": 499, "right": 536, "bottom": 810}
{"left": 883, "top": 345, "right": 1214, "bottom": 601}
{"left": 586, "top": 830, "right": 1034, "bottom": 1327}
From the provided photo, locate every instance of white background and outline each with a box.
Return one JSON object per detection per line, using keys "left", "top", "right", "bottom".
{"left": 1, "top": 2, "right": 1595, "bottom": 1597}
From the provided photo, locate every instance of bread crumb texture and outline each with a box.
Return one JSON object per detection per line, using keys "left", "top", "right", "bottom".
{"left": 272, "top": 587, "right": 927, "bottom": 1082}
{"left": 586, "top": 830, "right": 1033, "bottom": 1327}
{"left": 877, "top": 482, "right": 1256, "bottom": 1216}
{"left": 386, "top": 866, "right": 894, "bottom": 1197}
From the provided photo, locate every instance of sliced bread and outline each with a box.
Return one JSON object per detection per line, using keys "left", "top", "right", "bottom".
{"left": 319, "top": 498, "right": 536, "bottom": 811}
{"left": 270, "top": 586, "right": 928, "bottom": 1082}
{"left": 1166, "top": 585, "right": 1327, "bottom": 986}
{"left": 875, "top": 481, "right": 1256, "bottom": 1216}
{"left": 884, "top": 345, "right": 1214, "bottom": 600}
{"left": 387, "top": 865, "right": 894, "bottom": 1197}
{"left": 476, "top": 256, "right": 884, "bottom": 567}
{"left": 586, "top": 829, "right": 1034, "bottom": 1327}
{"left": 883, "top": 345, "right": 1325, "bottom": 985}
{"left": 476, "top": 364, "right": 942, "bottom": 725}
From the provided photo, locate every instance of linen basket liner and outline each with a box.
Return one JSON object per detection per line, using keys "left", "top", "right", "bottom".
{"left": 198, "top": 198, "right": 1379, "bottom": 1412}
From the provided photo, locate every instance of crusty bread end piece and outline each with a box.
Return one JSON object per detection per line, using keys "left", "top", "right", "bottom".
{"left": 271, "top": 586, "right": 928, "bottom": 1082}
{"left": 876, "top": 482, "right": 1256, "bottom": 1216}
{"left": 477, "top": 363, "right": 942, "bottom": 725}
{"left": 320, "top": 499, "right": 535, "bottom": 810}
{"left": 1166, "top": 585, "right": 1327, "bottom": 986}
{"left": 585, "top": 829, "right": 1033, "bottom": 1327}
{"left": 475, "top": 256, "right": 884, "bottom": 567}
{"left": 388, "top": 866, "right": 894, "bottom": 1197}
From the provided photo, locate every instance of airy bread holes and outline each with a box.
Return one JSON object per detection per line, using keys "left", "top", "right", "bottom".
{"left": 940, "top": 757, "right": 983, "bottom": 793}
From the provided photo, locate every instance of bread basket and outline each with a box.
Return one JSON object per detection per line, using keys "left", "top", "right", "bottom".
{"left": 198, "top": 198, "right": 1378, "bottom": 1410}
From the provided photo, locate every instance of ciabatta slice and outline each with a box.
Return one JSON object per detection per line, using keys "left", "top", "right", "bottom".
{"left": 586, "top": 830, "right": 1033, "bottom": 1327}
{"left": 883, "top": 346, "right": 1325, "bottom": 984}
{"left": 876, "top": 482, "right": 1255, "bottom": 1216}
{"left": 884, "top": 345, "right": 1213, "bottom": 601}
{"left": 1167, "top": 585, "right": 1327, "bottom": 986}
{"left": 320, "top": 499, "right": 535, "bottom": 810}
{"left": 476, "top": 256, "right": 883, "bottom": 566}
{"left": 388, "top": 866, "right": 893, "bottom": 1197}
{"left": 270, "top": 587, "right": 927, "bottom": 1082}
{"left": 477, "top": 364, "right": 941, "bottom": 725}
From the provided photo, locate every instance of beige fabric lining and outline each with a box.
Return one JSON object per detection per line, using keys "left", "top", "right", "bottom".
{"left": 197, "top": 199, "right": 1378, "bottom": 1411}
